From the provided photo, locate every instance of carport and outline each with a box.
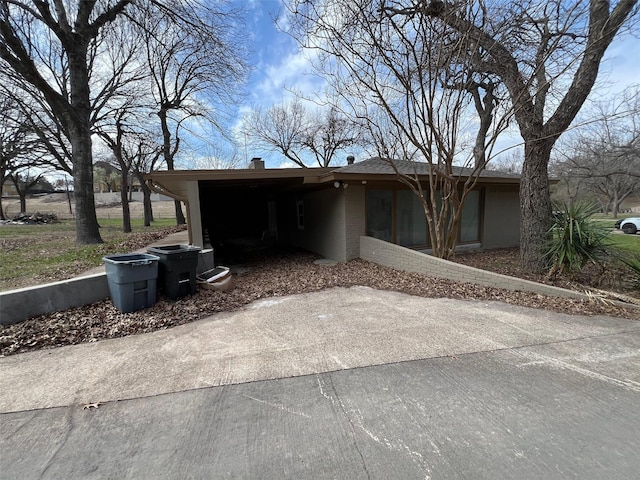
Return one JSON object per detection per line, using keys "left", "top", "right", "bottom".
{"left": 145, "top": 162, "right": 334, "bottom": 258}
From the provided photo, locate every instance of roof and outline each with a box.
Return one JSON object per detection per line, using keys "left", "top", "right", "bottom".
{"left": 145, "top": 157, "right": 521, "bottom": 201}
{"left": 331, "top": 157, "right": 521, "bottom": 180}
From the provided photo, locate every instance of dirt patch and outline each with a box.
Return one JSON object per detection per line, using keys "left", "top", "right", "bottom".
{"left": 2, "top": 194, "right": 176, "bottom": 220}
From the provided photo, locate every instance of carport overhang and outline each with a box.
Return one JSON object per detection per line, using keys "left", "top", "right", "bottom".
{"left": 145, "top": 168, "right": 334, "bottom": 246}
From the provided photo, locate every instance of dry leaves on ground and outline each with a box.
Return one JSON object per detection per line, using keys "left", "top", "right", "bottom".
{"left": 1, "top": 249, "right": 638, "bottom": 357}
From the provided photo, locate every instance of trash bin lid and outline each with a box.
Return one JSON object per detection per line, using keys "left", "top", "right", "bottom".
{"left": 103, "top": 253, "right": 160, "bottom": 265}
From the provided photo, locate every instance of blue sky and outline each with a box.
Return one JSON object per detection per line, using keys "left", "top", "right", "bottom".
{"left": 233, "top": 1, "right": 640, "bottom": 168}
{"left": 243, "top": 1, "right": 320, "bottom": 107}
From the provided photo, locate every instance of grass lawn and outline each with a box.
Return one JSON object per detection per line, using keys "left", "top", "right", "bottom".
{"left": 608, "top": 233, "right": 640, "bottom": 255}
{"left": 590, "top": 215, "right": 640, "bottom": 255}
{"left": 0, "top": 218, "right": 177, "bottom": 291}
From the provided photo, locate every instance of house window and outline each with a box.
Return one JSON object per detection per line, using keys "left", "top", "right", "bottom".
{"left": 396, "top": 189, "right": 427, "bottom": 247}
{"left": 366, "top": 190, "right": 392, "bottom": 241}
{"left": 366, "top": 187, "right": 481, "bottom": 246}
{"left": 460, "top": 190, "right": 480, "bottom": 242}
{"left": 296, "top": 200, "right": 305, "bottom": 230}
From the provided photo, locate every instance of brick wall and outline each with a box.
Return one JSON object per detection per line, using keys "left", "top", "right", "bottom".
{"left": 360, "top": 236, "right": 588, "bottom": 300}
{"left": 344, "top": 185, "right": 366, "bottom": 260}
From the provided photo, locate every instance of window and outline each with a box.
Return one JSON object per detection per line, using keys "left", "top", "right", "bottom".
{"left": 366, "top": 187, "right": 481, "bottom": 246}
{"left": 366, "top": 190, "right": 392, "bottom": 241}
{"left": 396, "top": 190, "right": 427, "bottom": 247}
{"left": 460, "top": 190, "right": 480, "bottom": 242}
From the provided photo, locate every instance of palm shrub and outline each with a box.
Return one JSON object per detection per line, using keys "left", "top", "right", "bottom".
{"left": 545, "top": 202, "right": 610, "bottom": 277}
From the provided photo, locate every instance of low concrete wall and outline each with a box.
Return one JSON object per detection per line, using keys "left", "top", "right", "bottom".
{"left": 0, "top": 249, "right": 214, "bottom": 326}
{"left": 360, "top": 236, "right": 588, "bottom": 300}
{"left": 0, "top": 273, "right": 110, "bottom": 326}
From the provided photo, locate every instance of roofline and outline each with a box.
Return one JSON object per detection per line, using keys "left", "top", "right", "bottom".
{"left": 144, "top": 167, "right": 333, "bottom": 183}
{"left": 144, "top": 165, "right": 542, "bottom": 186}
{"left": 320, "top": 171, "right": 523, "bottom": 185}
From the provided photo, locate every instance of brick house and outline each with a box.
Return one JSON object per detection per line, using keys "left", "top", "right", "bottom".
{"left": 145, "top": 157, "right": 521, "bottom": 262}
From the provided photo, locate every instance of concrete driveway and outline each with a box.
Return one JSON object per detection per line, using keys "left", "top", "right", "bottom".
{"left": 1, "top": 286, "right": 639, "bottom": 479}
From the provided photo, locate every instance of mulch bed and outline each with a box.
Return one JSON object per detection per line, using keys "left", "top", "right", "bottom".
{"left": 1, "top": 248, "right": 638, "bottom": 357}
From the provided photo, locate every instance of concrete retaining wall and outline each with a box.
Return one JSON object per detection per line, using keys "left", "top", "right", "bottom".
{"left": 0, "top": 249, "right": 215, "bottom": 326}
{"left": 360, "top": 235, "right": 588, "bottom": 300}
{"left": 0, "top": 274, "right": 110, "bottom": 326}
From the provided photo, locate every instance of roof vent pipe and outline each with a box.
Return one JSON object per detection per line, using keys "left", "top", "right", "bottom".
{"left": 346, "top": 155, "right": 355, "bottom": 165}
{"left": 249, "top": 157, "right": 265, "bottom": 169}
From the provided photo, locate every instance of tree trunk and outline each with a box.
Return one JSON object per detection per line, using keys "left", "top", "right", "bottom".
{"left": 144, "top": 189, "right": 154, "bottom": 226}
{"left": 135, "top": 170, "right": 154, "bottom": 226}
{"left": 158, "top": 108, "right": 186, "bottom": 225}
{"left": 19, "top": 193, "right": 26, "bottom": 213}
{"left": 0, "top": 180, "right": 5, "bottom": 220}
{"left": 173, "top": 199, "right": 185, "bottom": 224}
{"left": 66, "top": 186, "right": 73, "bottom": 215}
{"left": 520, "top": 139, "right": 554, "bottom": 272}
{"left": 68, "top": 46, "right": 102, "bottom": 244}
{"left": 120, "top": 170, "right": 131, "bottom": 233}
{"left": 70, "top": 125, "right": 102, "bottom": 243}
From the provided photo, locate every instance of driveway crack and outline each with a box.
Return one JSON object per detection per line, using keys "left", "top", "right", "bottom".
{"left": 319, "top": 373, "right": 372, "bottom": 480}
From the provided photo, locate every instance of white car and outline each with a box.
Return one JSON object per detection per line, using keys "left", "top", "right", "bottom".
{"left": 618, "top": 217, "right": 640, "bottom": 234}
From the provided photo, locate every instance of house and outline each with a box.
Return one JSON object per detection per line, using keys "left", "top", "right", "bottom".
{"left": 93, "top": 160, "right": 142, "bottom": 193}
{"left": 1, "top": 179, "right": 18, "bottom": 197}
{"left": 145, "top": 157, "right": 521, "bottom": 262}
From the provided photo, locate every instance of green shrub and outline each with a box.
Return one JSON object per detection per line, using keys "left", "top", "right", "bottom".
{"left": 545, "top": 202, "right": 610, "bottom": 277}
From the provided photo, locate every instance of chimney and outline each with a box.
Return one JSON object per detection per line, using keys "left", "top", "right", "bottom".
{"left": 249, "top": 157, "right": 265, "bottom": 169}
{"left": 346, "top": 155, "right": 355, "bottom": 165}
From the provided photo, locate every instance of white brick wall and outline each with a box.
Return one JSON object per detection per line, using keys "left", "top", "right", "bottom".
{"left": 344, "top": 186, "right": 366, "bottom": 260}
{"left": 360, "top": 236, "right": 588, "bottom": 300}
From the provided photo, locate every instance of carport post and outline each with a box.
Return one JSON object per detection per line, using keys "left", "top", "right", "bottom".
{"left": 187, "top": 180, "right": 203, "bottom": 247}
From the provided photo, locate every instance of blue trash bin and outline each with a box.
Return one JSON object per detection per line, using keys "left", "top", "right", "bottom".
{"left": 103, "top": 253, "right": 159, "bottom": 313}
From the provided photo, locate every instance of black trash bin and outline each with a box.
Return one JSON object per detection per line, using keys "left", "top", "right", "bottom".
{"left": 103, "top": 253, "right": 159, "bottom": 313}
{"left": 147, "top": 245, "right": 201, "bottom": 300}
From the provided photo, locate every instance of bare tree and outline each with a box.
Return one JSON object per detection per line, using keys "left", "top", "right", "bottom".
{"left": 243, "top": 97, "right": 361, "bottom": 167}
{"left": 96, "top": 111, "right": 135, "bottom": 232}
{"left": 492, "top": 150, "right": 524, "bottom": 174}
{"left": 0, "top": 1, "right": 248, "bottom": 242}
{"left": 130, "top": 134, "right": 163, "bottom": 227}
{"left": 8, "top": 169, "right": 44, "bottom": 214}
{"left": 552, "top": 89, "right": 640, "bottom": 215}
{"left": 140, "top": 4, "right": 249, "bottom": 224}
{"left": 0, "top": 1, "right": 134, "bottom": 243}
{"left": 302, "top": 106, "right": 362, "bottom": 167}
{"left": 0, "top": 77, "right": 75, "bottom": 177}
{"left": 93, "top": 23, "right": 151, "bottom": 233}
{"left": 288, "top": 0, "right": 511, "bottom": 258}
{"left": 375, "top": 0, "right": 639, "bottom": 271}
{"left": 184, "top": 142, "right": 244, "bottom": 170}
{"left": 244, "top": 98, "right": 309, "bottom": 167}
{"left": 0, "top": 90, "right": 34, "bottom": 219}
